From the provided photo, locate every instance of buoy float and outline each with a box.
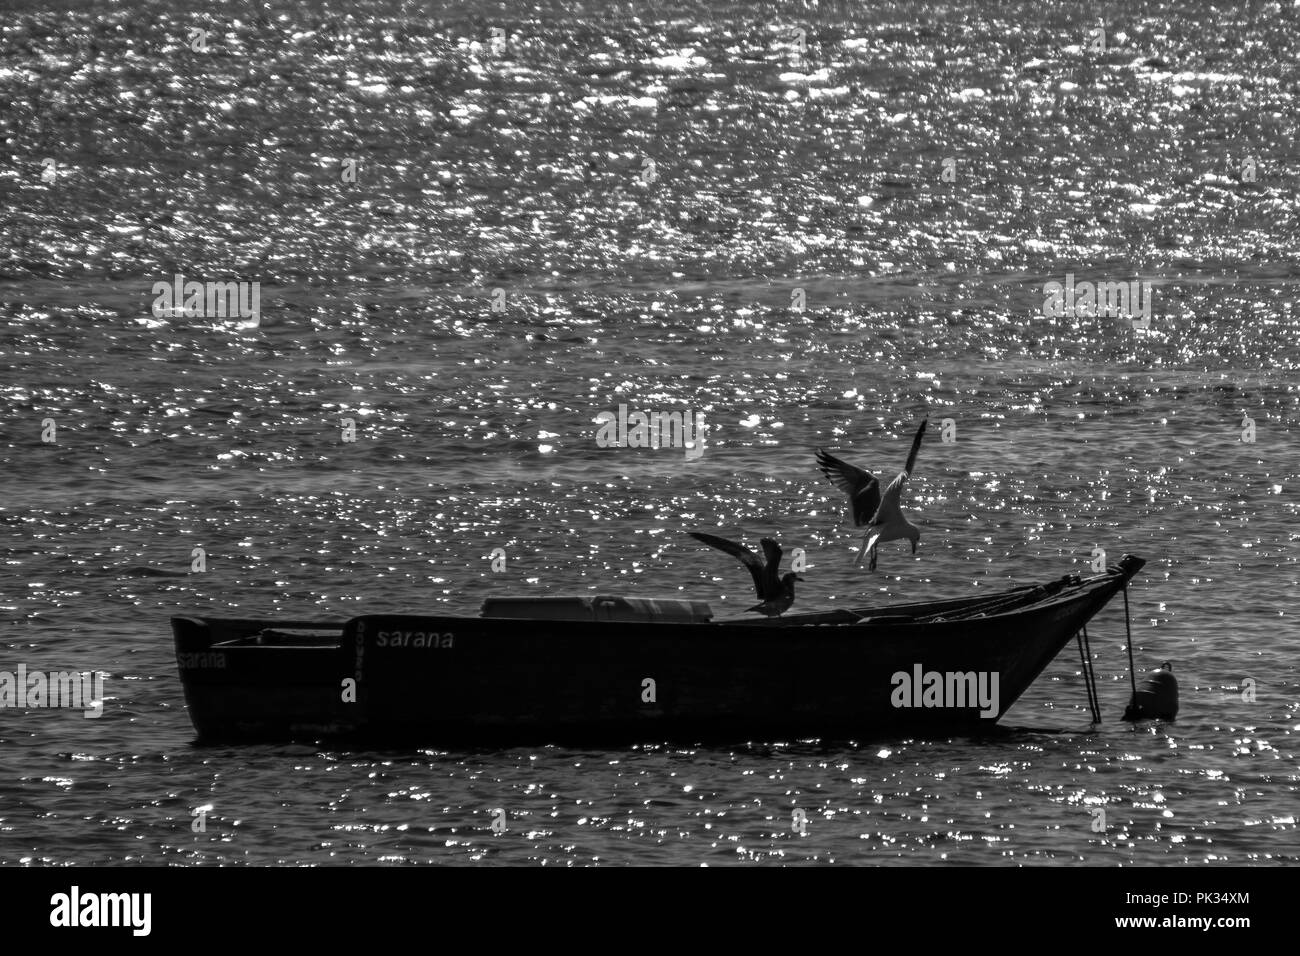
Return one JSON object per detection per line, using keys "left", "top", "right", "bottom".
{"left": 1123, "top": 661, "right": 1179, "bottom": 721}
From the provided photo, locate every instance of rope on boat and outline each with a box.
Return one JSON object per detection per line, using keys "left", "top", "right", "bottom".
{"left": 886, "top": 571, "right": 1082, "bottom": 626}
{"left": 909, "top": 584, "right": 1051, "bottom": 623}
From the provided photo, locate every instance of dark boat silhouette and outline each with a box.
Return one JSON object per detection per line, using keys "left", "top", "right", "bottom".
{"left": 172, "top": 555, "right": 1145, "bottom": 744}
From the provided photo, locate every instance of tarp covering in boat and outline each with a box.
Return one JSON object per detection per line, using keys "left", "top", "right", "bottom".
{"left": 481, "top": 595, "right": 713, "bottom": 623}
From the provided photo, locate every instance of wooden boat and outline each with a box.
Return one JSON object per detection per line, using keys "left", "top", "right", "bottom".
{"left": 172, "top": 554, "right": 1145, "bottom": 744}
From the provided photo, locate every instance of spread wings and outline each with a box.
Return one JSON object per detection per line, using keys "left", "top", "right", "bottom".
{"left": 815, "top": 449, "right": 880, "bottom": 525}
{"left": 688, "top": 532, "right": 784, "bottom": 598}
{"left": 689, "top": 531, "right": 765, "bottom": 597}
{"left": 869, "top": 419, "right": 927, "bottom": 524}
{"left": 901, "top": 418, "right": 926, "bottom": 479}
{"left": 759, "top": 537, "right": 783, "bottom": 593}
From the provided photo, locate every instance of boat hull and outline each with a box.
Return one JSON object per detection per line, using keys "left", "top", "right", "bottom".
{"left": 173, "top": 557, "right": 1144, "bottom": 744}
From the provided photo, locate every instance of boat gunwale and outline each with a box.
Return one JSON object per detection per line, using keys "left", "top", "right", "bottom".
{"left": 171, "top": 557, "right": 1144, "bottom": 636}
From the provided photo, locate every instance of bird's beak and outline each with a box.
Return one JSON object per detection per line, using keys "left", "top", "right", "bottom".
{"left": 795, "top": 575, "right": 805, "bottom": 582}
{"left": 911, "top": 540, "right": 917, "bottom": 554}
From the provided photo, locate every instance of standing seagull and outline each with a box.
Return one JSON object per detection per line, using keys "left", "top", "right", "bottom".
{"left": 688, "top": 532, "right": 802, "bottom": 616}
{"left": 815, "top": 418, "right": 927, "bottom": 570}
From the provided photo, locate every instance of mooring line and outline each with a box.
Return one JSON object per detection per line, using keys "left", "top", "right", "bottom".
{"left": 1076, "top": 624, "right": 1097, "bottom": 723}
{"left": 1122, "top": 583, "right": 1137, "bottom": 708}
{"left": 1076, "top": 625, "right": 1100, "bottom": 724}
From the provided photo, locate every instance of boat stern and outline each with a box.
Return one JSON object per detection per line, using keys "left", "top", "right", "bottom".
{"left": 172, "top": 616, "right": 354, "bottom": 741}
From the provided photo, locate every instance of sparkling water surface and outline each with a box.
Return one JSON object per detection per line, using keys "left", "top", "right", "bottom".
{"left": 1, "top": 0, "right": 1297, "bottom": 864}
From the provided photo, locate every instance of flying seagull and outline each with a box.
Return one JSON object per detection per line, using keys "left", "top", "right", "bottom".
{"left": 815, "top": 418, "right": 927, "bottom": 570}
{"left": 688, "top": 532, "right": 802, "bottom": 617}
